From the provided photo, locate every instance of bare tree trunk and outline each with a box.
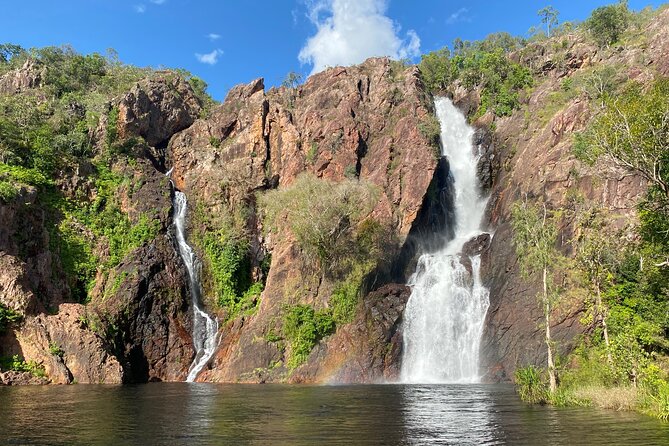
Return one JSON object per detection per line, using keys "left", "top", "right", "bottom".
{"left": 596, "top": 281, "right": 613, "bottom": 364}
{"left": 544, "top": 266, "right": 557, "bottom": 393}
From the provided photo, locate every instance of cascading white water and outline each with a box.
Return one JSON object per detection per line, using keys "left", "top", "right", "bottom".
{"left": 401, "top": 97, "right": 490, "bottom": 384}
{"left": 173, "top": 191, "right": 219, "bottom": 382}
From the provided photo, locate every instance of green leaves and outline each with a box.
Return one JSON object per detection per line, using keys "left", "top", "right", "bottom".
{"left": 418, "top": 35, "right": 532, "bottom": 118}
{"left": 585, "top": 1, "right": 631, "bottom": 47}
{"left": 0, "top": 304, "right": 22, "bottom": 333}
{"left": 511, "top": 200, "right": 559, "bottom": 278}
{"left": 282, "top": 304, "right": 335, "bottom": 369}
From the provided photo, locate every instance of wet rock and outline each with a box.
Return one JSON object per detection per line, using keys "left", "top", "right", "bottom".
{"left": 473, "top": 126, "right": 497, "bottom": 192}
{"left": 291, "top": 283, "right": 411, "bottom": 383}
{"left": 459, "top": 233, "right": 492, "bottom": 277}
{"left": 0, "top": 370, "right": 49, "bottom": 386}
{"left": 461, "top": 233, "right": 491, "bottom": 258}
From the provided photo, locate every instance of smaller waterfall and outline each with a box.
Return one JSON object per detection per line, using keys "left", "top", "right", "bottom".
{"left": 172, "top": 191, "right": 219, "bottom": 382}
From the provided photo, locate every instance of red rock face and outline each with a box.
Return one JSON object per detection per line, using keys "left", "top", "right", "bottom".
{"left": 471, "top": 8, "right": 669, "bottom": 380}
{"left": 168, "top": 58, "right": 439, "bottom": 383}
{"left": 116, "top": 74, "right": 202, "bottom": 148}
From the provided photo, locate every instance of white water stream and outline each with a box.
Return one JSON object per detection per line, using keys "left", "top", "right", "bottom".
{"left": 173, "top": 190, "right": 219, "bottom": 382}
{"left": 401, "top": 97, "right": 490, "bottom": 383}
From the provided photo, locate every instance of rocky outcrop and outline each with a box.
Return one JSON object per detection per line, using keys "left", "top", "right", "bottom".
{"left": 0, "top": 370, "right": 49, "bottom": 386}
{"left": 116, "top": 74, "right": 202, "bottom": 148}
{"left": 0, "top": 59, "right": 44, "bottom": 94}
{"left": 15, "top": 304, "right": 123, "bottom": 384}
{"left": 291, "top": 284, "right": 410, "bottom": 383}
{"left": 0, "top": 74, "right": 199, "bottom": 384}
{"left": 0, "top": 188, "right": 69, "bottom": 317}
{"left": 170, "top": 58, "right": 439, "bottom": 382}
{"left": 91, "top": 237, "right": 193, "bottom": 383}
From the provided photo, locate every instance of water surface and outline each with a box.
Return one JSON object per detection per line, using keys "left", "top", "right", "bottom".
{"left": 1, "top": 384, "right": 667, "bottom": 445}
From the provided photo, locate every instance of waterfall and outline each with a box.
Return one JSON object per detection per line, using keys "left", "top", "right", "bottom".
{"left": 401, "top": 97, "right": 490, "bottom": 384}
{"left": 172, "top": 190, "right": 219, "bottom": 382}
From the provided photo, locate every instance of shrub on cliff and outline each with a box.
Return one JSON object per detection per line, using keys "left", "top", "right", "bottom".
{"left": 0, "top": 304, "right": 22, "bottom": 333}
{"left": 282, "top": 304, "right": 334, "bottom": 369}
{"left": 259, "top": 173, "right": 379, "bottom": 275}
{"left": 418, "top": 48, "right": 453, "bottom": 93}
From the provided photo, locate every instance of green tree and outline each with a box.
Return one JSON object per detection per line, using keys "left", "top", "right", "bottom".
{"left": 585, "top": 1, "right": 630, "bottom": 47}
{"left": 538, "top": 6, "right": 560, "bottom": 37}
{"left": 282, "top": 71, "right": 303, "bottom": 90}
{"left": 573, "top": 207, "right": 619, "bottom": 363}
{"left": 418, "top": 48, "right": 452, "bottom": 93}
{"left": 511, "top": 199, "right": 561, "bottom": 393}
{"left": 575, "top": 79, "right": 669, "bottom": 198}
{"left": 0, "top": 43, "right": 24, "bottom": 63}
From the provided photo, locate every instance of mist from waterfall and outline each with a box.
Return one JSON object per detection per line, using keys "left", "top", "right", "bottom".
{"left": 401, "top": 97, "right": 490, "bottom": 383}
{"left": 172, "top": 190, "right": 219, "bottom": 382}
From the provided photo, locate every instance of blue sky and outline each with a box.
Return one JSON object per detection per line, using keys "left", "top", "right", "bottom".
{"left": 2, "top": 1, "right": 665, "bottom": 100}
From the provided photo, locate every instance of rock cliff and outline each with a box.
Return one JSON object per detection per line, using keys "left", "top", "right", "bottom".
{"left": 2, "top": 7, "right": 668, "bottom": 385}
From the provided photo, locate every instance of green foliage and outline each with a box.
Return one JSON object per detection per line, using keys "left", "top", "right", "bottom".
{"left": 538, "top": 6, "right": 560, "bottom": 37}
{"left": 0, "top": 43, "right": 216, "bottom": 307}
{"left": 418, "top": 113, "right": 442, "bottom": 157}
{"left": 41, "top": 166, "right": 159, "bottom": 302}
{"left": 48, "top": 342, "right": 65, "bottom": 358}
{"left": 0, "top": 355, "right": 46, "bottom": 377}
{"left": 282, "top": 304, "right": 335, "bottom": 369}
{"left": 198, "top": 225, "right": 262, "bottom": 319}
{"left": 576, "top": 79, "right": 669, "bottom": 197}
{"left": 0, "top": 43, "right": 25, "bottom": 64}
{"left": 652, "top": 382, "right": 669, "bottom": 421}
{"left": 209, "top": 136, "right": 221, "bottom": 148}
{"left": 36, "top": 46, "right": 106, "bottom": 96}
{"left": 189, "top": 196, "right": 265, "bottom": 320}
{"left": 330, "top": 261, "right": 373, "bottom": 325}
{"left": 418, "top": 48, "right": 453, "bottom": 93}
{"left": 0, "top": 303, "right": 22, "bottom": 333}
{"left": 328, "top": 218, "right": 393, "bottom": 325}
{"left": 418, "top": 33, "right": 532, "bottom": 118}
{"left": 511, "top": 200, "right": 559, "bottom": 279}
{"left": 585, "top": 1, "right": 631, "bottom": 47}
{"left": 259, "top": 173, "right": 379, "bottom": 275}
{"left": 306, "top": 142, "right": 318, "bottom": 163}
{"left": 0, "top": 180, "right": 17, "bottom": 201}
{"left": 515, "top": 365, "right": 548, "bottom": 404}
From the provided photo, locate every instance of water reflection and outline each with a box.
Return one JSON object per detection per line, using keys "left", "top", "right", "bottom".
{"left": 1, "top": 383, "right": 668, "bottom": 445}
{"left": 400, "top": 384, "right": 502, "bottom": 445}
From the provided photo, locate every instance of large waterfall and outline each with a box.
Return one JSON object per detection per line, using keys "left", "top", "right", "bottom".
{"left": 401, "top": 97, "right": 490, "bottom": 383}
{"left": 173, "top": 191, "right": 219, "bottom": 382}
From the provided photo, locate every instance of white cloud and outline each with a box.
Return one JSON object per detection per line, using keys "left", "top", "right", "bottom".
{"left": 150, "top": 0, "right": 166, "bottom": 4}
{"left": 134, "top": 4, "right": 146, "bottom": 13}
{"left": 195, "top": 49, "right": 224, "bottom": 65}
{"left": 207, "top": 33, "right": 221, "bottom": 41}
{"left": 298, "top": 0, "right": 421, "bottom": 75}
{"left": 446, "top": 7, "right": 470, "bottom": 25}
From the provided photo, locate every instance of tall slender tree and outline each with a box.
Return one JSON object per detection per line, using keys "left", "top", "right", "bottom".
{"left": 538, "top": 6, "right": 560, "bottom": 37}
{"left": 511, "top": 199, "right": 561, "bottom": 393}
